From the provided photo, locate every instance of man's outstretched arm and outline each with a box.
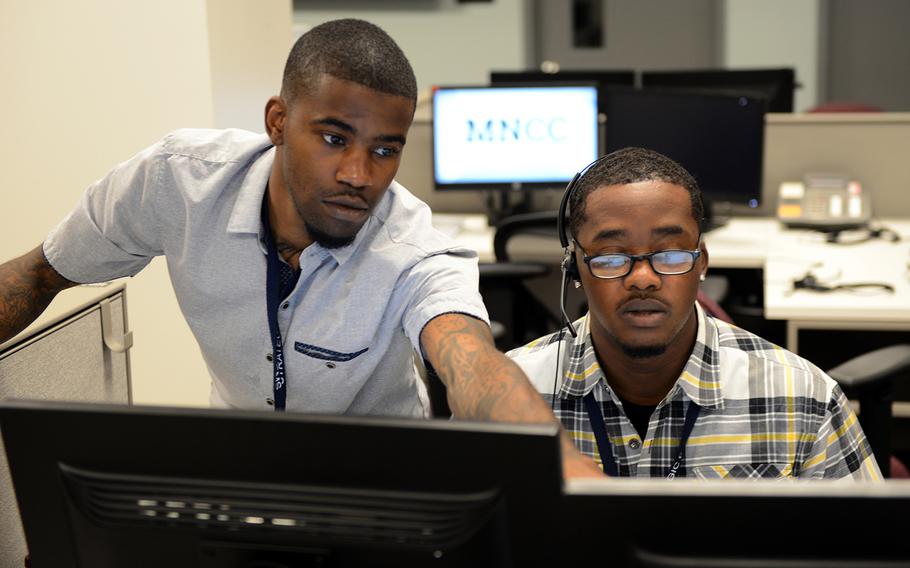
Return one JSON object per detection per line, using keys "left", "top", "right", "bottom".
{"left": 421, "top": 312, "right": 603, "bottom": 478}
{"left": 0, "top": 244, "right": 77, "bottom": 344}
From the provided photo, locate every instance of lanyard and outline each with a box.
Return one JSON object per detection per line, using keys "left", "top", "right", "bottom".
{"left": 262, "top": 201, "right": 287, "bottom": 411}
{"left": 583, "top": 391, "right": 701, "bottom": 478}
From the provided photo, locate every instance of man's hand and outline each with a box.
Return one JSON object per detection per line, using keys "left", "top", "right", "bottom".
{"left": 561, "top": 438, "right": 606, "bottom": 478}
{"left": 0, "top": 244, "right": 77, "bottom": 344}
{"left": 421, "top": 313, "right": 605, "bottom": 479}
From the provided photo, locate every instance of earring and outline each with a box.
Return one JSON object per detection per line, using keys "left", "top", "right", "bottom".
{"left": 699, "top": 274, "right": 706, "bottom": 282}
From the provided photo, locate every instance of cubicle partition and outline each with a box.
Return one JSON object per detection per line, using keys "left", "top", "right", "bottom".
{"left": 0, "top": 284, "right": 132, "bottom": 568}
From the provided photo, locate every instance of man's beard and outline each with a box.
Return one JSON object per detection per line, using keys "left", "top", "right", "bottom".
{"left": 304, "top": 220, "right": 357, "bottom": 249}
{"left": 617, "top": 341, "right": 668, "bottom": 359}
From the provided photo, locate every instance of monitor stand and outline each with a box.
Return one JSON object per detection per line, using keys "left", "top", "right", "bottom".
{"left": 486, "top": 188, "right": 533, "bottom": 226}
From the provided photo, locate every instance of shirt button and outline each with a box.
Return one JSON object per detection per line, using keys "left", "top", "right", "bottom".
{"left": 281, "top": 301, "right": 290, "bottom": 310}
{"left": 265, "top": 398, "right": 274, "bottom": 406}
{"left": 266, "top": 353, "right": 273, "bottom": 362}
{"left": 629, "top": 439, "right": 641, "bottom": 450}
{"left": 326, "top": 362, "right": 336, "bottom": 369}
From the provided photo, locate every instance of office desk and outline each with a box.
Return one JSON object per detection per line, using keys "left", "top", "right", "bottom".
{"left": 763, "top": 221, "right": 910, "bottom": 352}
{"left": 435, "top": 213, "right": 910, "bottom": 354}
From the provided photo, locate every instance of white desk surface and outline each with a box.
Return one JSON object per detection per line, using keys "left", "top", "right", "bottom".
{"left": 760, "top": 219, "right": 910, "bottom": 324}
{"left": 434, "top": 212, "right": 910, "bottom": 328}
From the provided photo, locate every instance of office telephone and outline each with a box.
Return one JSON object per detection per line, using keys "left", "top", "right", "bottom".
{"left": 777, "top": 174, "right": 871, "bottom": 231}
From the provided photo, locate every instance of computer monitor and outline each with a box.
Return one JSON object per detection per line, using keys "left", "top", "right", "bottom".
{"left": 604, "top": 87, "right": 766, "bottom": 228}
{"left": 560, "top": 478, "right": 910, "bottom": 566}
{"left": 641, "top": 67, "right": 797, "bottom": 113}
{"left": 432, "top": 84, "right": 600, "bottom": 191}
{"left": 0, "top": 400, "right": 562, "bottom": 568}
{"left": 490, "top": 69, "right": 636, "bottom": 114}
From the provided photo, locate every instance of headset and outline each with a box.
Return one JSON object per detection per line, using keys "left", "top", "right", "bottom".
{"left": 556, "top": 156, "right": 608, "bottom": 338}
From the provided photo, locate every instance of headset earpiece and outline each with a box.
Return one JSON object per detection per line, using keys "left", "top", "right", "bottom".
{"left": 561, "top": 250, "right": 580, "bottom": 282}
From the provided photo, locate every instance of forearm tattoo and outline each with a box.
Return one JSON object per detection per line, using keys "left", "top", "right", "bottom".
{"left": 0, "top": 245, "right": 74, "bottom": 343}
{"left": 426, "top": 314, "right": 554, "bottom": 424}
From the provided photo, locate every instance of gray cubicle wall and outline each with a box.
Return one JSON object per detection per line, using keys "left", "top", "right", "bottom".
{"left": 0, "top": 285, "right": 132, "bottom": 568}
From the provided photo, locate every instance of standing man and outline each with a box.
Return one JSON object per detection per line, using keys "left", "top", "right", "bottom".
{"left": 508, "top": 147, "right": 880, "bottom": 479}
{"left": 0, "top": 19, "right": 599, "bottom": 476}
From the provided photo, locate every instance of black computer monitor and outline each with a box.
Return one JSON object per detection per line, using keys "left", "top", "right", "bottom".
{"left": 560, "top": 479, "right": 910, "bottom": 566}
{"left": 0, "top": 400, "right": 562, "bottom": 568}
{"left": 641, "top": 67, "right": 797, "bottom": 113}
{"left": 604, "top": 87, "right": 766, "bottom": 228}
{"left": 490, "top": 69, "right": 636, "bottom": 114}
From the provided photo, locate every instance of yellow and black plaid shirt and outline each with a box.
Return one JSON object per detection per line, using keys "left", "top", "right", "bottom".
{"left": 507, "top": 304, "right": 881, "bottom": 480}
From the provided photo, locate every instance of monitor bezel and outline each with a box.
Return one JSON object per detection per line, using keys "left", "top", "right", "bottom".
{"left": 640, "top": 67, "right": 797, "bottom": 113}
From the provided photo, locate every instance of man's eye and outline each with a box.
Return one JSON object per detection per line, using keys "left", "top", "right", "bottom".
{"left": 374, "top": 146, "right": 400, "bottom": 158}
{"left": 322, "top": 133, "right": 345, "bottom": 145}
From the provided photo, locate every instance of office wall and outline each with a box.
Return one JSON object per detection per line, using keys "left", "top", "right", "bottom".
{"left": 291, "top": 0, "right": 531, "bottom": 96}
{"left": 827, "top": 0, "right": 910, "bottom": 112}
{"left": 722, "top": 0, "right": 825, "bottom": 112}
{"left": 533, "top": 0, "right": 720, "bottom": 70}
{"left": 0, "top": 1, "right": 292, "bottom": 408}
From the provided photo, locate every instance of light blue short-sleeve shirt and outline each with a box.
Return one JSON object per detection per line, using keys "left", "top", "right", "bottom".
{"left": 44, "top": 128, "right": 489, "bottom": 416}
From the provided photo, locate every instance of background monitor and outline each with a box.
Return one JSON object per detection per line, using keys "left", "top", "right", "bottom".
{"left": 490, "top": 69, "right": 636, "bottom": 114}
{"left": 604, "top": 87, "right": 766, "bottom": 227}
{"left": 641, "top": 67, "right": 797, "bottom": 113}
{"left": 0, "top": 400, "right": 562, "bottom": 568}
{"left": 432, "top": 84, "right": 600, "bottom": 191}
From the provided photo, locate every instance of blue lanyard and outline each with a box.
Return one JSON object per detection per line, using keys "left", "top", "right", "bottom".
{"left": 583, "top": 391, "right": 701, "bottom": 478}
{"left": 262, "top": 202, "right": 287, "bottom": 411}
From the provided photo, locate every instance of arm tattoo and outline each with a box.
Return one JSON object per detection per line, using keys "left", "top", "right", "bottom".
{"left": 423, "top": 313, "right": 605, "bottom": 477}
{"left": 423, "top": 313, "right": 555, "bottom": 424}
{"left": 0, "top": 245, "right": 76, "bottom": 343}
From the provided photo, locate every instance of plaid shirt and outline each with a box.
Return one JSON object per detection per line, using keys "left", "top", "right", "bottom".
{"left": 507, "top": 304, "right": 881, "bottom": 480}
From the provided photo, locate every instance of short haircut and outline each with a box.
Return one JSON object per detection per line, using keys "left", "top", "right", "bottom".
{"left": 280, "top": 19, "right": 417, "bottom": 106}
{"left": 568, "top": 147, "right": 705, "bottom": 238}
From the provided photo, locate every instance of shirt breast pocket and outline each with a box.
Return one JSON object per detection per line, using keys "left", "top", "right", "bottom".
{"left": 692, "top": 463, "right": 794, "bottom": 480}
{"left": 294, "top": 342, "right": 369, "bottom": 363}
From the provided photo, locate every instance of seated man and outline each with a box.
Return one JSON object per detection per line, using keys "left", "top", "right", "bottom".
{"left": 508, "top": 147, "right": 881, "bottom": 480}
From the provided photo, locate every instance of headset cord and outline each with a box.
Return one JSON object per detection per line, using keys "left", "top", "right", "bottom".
{"left": 792, "top": 273, "right": 895, "bottom": 294}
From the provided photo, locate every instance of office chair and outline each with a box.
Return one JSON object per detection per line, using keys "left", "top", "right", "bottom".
{"left": 826, "top": 344, "right": 910, "bottom": 478}
{"left": 478, "top": 211, "right": 563, "bottom": 351}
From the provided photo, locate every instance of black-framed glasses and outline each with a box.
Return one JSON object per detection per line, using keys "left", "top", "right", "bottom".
{"left": 576, "top": 240, "right": 701, "bottom": 280}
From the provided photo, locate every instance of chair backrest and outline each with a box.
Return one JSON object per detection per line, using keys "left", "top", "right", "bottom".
{"left": 493, "top": 211, "right": 560, "bottom": 262}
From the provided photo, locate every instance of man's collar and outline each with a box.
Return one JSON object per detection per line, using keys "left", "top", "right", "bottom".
{"left": 557, "top": 303, "right": 725, "bottom": 410}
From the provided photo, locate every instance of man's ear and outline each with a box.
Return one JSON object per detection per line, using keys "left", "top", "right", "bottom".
{"left": 265, "top": 96, "right": 286, "bottom": 146}
{"left": 699, "top": 242, "right": 710, "bottom": 276}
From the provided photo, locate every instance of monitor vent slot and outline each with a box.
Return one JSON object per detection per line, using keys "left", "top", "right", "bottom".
{"left": 59, "top": 463, "right": 500, "bottom": 549}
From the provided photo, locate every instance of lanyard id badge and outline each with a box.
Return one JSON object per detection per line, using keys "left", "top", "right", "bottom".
{"left": 584, "top": 392, "right": 700, "bottom": 478}
{"left": 262, "top": 199, "right": 288, "bottom": 411}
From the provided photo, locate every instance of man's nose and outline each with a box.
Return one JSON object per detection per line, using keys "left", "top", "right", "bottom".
{"left": 624, "top": 257, "right": 661, "bottom": 289}
{"left": 336, "top": 149, "right": 372, "bottom": 189}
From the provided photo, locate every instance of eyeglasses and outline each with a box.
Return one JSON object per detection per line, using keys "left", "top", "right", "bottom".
{"left": 576, "top": 240, "right": 701, "bottom": 280}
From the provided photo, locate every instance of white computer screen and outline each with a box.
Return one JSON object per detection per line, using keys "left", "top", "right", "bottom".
{"left": 432, "top": 85, "right": 599, "bottom": 189}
